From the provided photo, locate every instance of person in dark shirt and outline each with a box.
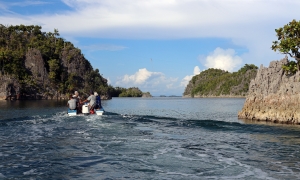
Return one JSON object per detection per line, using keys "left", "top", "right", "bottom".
{"left": 94, "top": 92, "right": 102, "bottom": 110}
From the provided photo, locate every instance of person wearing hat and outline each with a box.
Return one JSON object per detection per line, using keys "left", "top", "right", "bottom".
{"left": 81, "top": 91, "right": 96, "bottom": 110}
{"left": 67, "top": 94, "right": 78, "bottom": 110}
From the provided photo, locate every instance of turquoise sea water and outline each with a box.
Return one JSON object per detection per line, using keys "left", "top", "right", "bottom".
{"left": 1, "top": 97, "right": 300, "bottom": 179}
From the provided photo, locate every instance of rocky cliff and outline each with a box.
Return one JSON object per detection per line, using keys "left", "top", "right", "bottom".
{"left": 0, "top": 25, "right": 110, "bottom": 100}
{"left": 238, "top": 57, "right": 300, "bottom": 124}
{"left": 0, "top": 47, "right": 109, "bottom": 100}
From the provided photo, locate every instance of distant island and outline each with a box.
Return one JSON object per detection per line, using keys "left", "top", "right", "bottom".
{"left": 159, "top": 95, "right": 181, "bottom": 97}
{"left": 183, "top": 64, "right": 258, "bottom": 98}
{"left": 0, "top": 24, "right": 151, "bottom": 100}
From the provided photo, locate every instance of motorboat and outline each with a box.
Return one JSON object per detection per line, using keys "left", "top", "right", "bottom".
{"left": 68, "top": 103, "right": 104, "bottom": 116}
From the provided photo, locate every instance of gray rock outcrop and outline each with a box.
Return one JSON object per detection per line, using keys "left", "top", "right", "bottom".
{"left": 25, "top": 48, "right": 49, "bottom": 85}
{"left": 0, "top": 76, "right": 20, "bottom": 100}
{"left": 238, "top": 57, "right": 300, "bottom": 124}
{"left": 0, "top": 47, "right": 110, "bottom": 100}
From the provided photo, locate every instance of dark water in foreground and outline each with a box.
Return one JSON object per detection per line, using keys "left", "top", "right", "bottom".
{"left": 1, "top": 97, "right": 300, "bottom": 180}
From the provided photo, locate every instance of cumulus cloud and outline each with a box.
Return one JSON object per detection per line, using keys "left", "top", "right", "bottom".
{"left": 0, "top": 0, "right": 298, "bottom": 39}
{"left": 203, "top": 48, "right": 242, "bottom": 72}
{"left": 117, "top": 68, "right": 163, "bottom": 85}
{"left": 181, "top": 66, "right": 201, "bottom": 87}
{"left": 115, "top": 68, "right": 179, "bottom": 94}
{"left": 0, "top": 0, "right": 293, "bottom": 66}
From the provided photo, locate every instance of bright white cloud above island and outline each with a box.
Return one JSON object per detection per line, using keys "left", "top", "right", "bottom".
{"left": 116, "top": 68, "right": 179, "bottom": 95}
{"left": 116, "top": 68, "right": 164, "bottom": 85}
{"left": 0, "top": 0, "right": 299, "bottom": 95}
{"left": 204, "top": 48, "right": 242, "bottom": 72}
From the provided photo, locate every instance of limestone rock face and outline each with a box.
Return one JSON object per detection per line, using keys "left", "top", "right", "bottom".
{"left": 25, "top": 48, "right": 49, "bottom": 84}
{"left": 0, "top": 76, "right": 20, "bottom": 100}
{"left": 61, "top": 48, "right": 92, "bottom": 80}
{"left": 0, "top": 48, "right": 109, "bottom": 100}
{"left": 238, "top": 57, "right": 300, "bottom": 124}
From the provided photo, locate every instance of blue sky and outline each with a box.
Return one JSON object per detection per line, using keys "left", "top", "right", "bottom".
{"left": 0, "top": 0, "right": 298, "bottom": 96}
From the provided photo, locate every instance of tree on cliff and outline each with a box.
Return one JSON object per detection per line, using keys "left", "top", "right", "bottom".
{"left": 271, "top": 19, "right": 300, "bottom": 72}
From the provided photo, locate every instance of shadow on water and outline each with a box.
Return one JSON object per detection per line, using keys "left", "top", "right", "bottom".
{"left": 0, "top": 99, "right": 67, "bottom": 109}
{"left": 0, "top": 100, "right": 68, "bottom": 120}
{"left": 116, "top": 111, "right": 300, "bottom": 138}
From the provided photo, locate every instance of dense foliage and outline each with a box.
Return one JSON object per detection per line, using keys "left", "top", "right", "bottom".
{"left": 282, "top": 61, "right": 298, "bottom": 75}
{"left": 119, "top": 87, "right": 142, "bottom": 97}
{"left": 0, "top": 24, "right": 110, "bottom": 97}
{"left": 271, "top": 19, "right": 300, "bottom": 74}
{"left": 106, "top": 86, "right": 149, "bottom": 97}
{"left": 184, "top": 64, "right": 258, "bottom": 97}
{"left": 0, "top": 24, "right": 155, "bottom": 99}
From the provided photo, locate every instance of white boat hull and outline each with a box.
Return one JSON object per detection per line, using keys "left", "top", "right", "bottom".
{"left": 68, "top": 106, "right": 105, "bottom": 116}
{"left": 95, "top": 109, "right": 104, "bottom": 115}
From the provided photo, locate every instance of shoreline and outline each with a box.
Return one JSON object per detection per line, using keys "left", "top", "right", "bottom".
{"left": 183, "top": 95, "right": 246, "bottom": 98}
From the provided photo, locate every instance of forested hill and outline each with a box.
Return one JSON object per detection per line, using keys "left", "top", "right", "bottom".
{"left": 0, "top": 24, "right": 110, "bottom": 100}
{"left": 183, "top": 64, "right": 258, "bottom": 97}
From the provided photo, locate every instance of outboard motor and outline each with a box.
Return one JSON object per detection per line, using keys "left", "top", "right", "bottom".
{"left": 82, "top": 103, "right": 89, "bottom": 115}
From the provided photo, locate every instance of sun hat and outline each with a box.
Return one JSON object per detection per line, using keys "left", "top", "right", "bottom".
{"left": 94, "top": 92, "right": 98, "bottom": 96}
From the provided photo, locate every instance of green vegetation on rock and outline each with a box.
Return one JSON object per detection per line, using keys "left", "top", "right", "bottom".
{"left": 272, "top": 19, "right": 300, "bottom": 74}
{"left": 183, "top": 64, "right": 258, "bottom": 97}
{"left": 0, "top": 24, "right": 153, "bottom": 99}
{"left": 105, "top": 86, "right": 151, "bottom": 98}
{"left": 0, "top": 24, "right": 116, "bottom": 99}
{"left": 119, "top": 87, "right": 143, "bottom": 97}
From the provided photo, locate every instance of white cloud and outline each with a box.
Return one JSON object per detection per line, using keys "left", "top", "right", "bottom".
{"left": 181, "top": 66, "right": 201, "bottom": 87}
{"left": 0, "top": 1, "right": 298, "bottom": 54}
{"left": 117, "top": 68, "right": 163, "bottom": 85}
{"left": 0, "top": 0, "right": 297, "bottom": 94}
{"left": 193, "top": 66, "right": 201, "bottom": 75}
{"left": 1, "top": 0, "right": 298, "bottom": 38}
{"left": 0, "top": 0, "right": 294, "bottom": 66}
{"left": 115, "top": 68, "right": 179, "bottom": 94}
{"left": 203, "top": 48, "right": 242, "bottom": 72}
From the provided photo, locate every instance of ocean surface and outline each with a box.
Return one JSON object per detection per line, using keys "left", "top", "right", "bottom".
{"left": 1, "top": 97, "right": 300, "bottom": 180}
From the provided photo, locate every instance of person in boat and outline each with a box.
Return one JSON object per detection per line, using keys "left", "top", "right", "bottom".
{"left": 94, "top": 92, "right": 102, "bottom": 110}
{"left": 81, "top": 91, "right": 96, "bottom": 110}
{"left": 74, "top": 91, "right": 82, "bottom": 113}
{"left": 74, "top": 91, "right": 80, "bottom": 99}
{"left": 67, "top": 94, "right": 78, "bottom": 110}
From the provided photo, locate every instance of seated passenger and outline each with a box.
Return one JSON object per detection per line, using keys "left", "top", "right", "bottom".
{"left": 74, "top": 91, "right": 82, "bottom": 113}
{"left": 94, "top": 92, "right": 102, "bottom": 110}
{"left": 67, "top": 95, "right": 77, "bottom": 110}
{"left": 81, "top": 91, "right": 96, "bottom": 110}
